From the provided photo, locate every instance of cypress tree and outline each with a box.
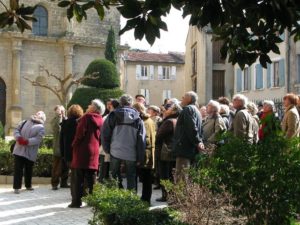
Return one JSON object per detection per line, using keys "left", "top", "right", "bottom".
{"left": 105, "top": 27, "right": 117, "bottom": 64}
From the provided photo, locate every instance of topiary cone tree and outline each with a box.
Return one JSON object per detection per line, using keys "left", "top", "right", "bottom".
{"left": 105, "top": 27, "right": 117, "bottom": 65}
{"left": 69, "top": 58, "right": 123, "bottom": 110}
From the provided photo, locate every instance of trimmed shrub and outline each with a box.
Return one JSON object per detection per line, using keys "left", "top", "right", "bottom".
{"left": 82, "top": 59, "right": 120, "bottom": 88}
{"left": 0, "top": 141, "right": 53, "bottom": 177}
{"left": 85, "top": 183, "right": 187, "bottom": 225}
{"left": 68, "top": 87, "right": 123, "bottom": 110}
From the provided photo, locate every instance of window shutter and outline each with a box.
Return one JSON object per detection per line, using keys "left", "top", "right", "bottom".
{"left": 171, "top": 66, "right": 176, "bottom": 80}
{"left": 279, "top": 58, "right": 285, "bottom": 87}
{"left": 255, "top": 64, "right": 263, "bottom": 89}
{"left": 146, "top": 89, "right": 150, "bottom": 104}
{"left": 168, "top": 90, "right": 172, "bottom": 98}
{"left": 267, "top": 63, "right": 271, "bottom": 88}
{"left": 158, "top": 66, "right": 163, "bottom": 80}
{"left": 136, "top": 65, "right": 141, "bottom": 80}
{"left": 236, "top": 68, "right": 242, "bottom": 92}
{"left": 149, "top": 65, "right": 154, "bottom": 80}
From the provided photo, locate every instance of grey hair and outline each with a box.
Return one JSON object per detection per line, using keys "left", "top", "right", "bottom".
{"left": 233, "top": 94, "right": 248, "bottom": 107}
{"left": 207, "top": 100, "right": 221, "bottom": 113}
{"left": 119, "top": 94, "right": 133, "bottom": 107}
{"left": 92, "top": 99, "right": 105, "bottom": 115}
{"left": 171, "top": 101, "right": 183, "bottom": 114}
{"left": 247, "top": 102, "right": 258, "bottom": 116}
{"left": 263, "top": 100, "right": 276, "bottom": 112}
{"left": 185, "top": 91, "right": 198, "bottom": 104}
{"left": 220, "top": 104, "right": 230, "bottom": 115}
{"left": 168, "top": 98, "right": 180, "bottom": 105}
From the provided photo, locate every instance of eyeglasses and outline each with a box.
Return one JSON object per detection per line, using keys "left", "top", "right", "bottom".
{"left": 164, "top": 104, "right": 172, "bottom": 110}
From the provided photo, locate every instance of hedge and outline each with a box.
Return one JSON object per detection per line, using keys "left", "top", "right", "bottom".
{"left": 68, "top": 87, "right": 123, "bottom": 110}
{"left": 0, "top": 138, "right": 53, "bottom": 177}
{"left": 82, "top": 59, "right": 120, "bottom": 89}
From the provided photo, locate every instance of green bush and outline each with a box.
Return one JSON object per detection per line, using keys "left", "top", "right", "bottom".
{"left": 69, "top": 87, "right": 123, "bottom": 110}
{"left": 85, "top": 183, "right": 187, "bottom": 225}
{"left": 0, "top": 141, "right": 53, "bottom": 177}
{"left": 208, "top": 133, "right": 300, "bottom": 225}
{"left": 82, "top": 59, "right": 120, "bottom": 88}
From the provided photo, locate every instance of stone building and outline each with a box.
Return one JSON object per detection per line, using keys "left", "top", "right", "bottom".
{"left": 0, "top": 0, "right": 124, "bottom": 134}
{"left": 184, "top": 26, "right": 234, "bottom": 105}
{"left": 121, "top": 51, "right": 185, "bottom": 106}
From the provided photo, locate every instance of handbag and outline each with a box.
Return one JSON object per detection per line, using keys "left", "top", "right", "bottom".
{"left": 10, "top": 120, "right": 27, "bottom": 154}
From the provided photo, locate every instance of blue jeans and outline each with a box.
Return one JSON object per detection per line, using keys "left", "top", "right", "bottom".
{"left": 110, "top": 156, "right": 136, "bottom": 191}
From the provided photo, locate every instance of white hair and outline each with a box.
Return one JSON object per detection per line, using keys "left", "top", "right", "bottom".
{"left": 263, "top": 100, "right": 276, "bottom": 112}
{"left": 207, "top": 100, "right": 221, "bottom": 113}
{"left": 220, "top": 104, "right": 230, "bottom": 115}
{"left": 233, "top": 94, "right": 248, "bottom": 107}
{"left": 185, "top": 91, "right": 198, "bottom": 104}
{"left": 247, "top": 102, "right": 258, "bottom": 116}
{"left": 92, "top": 99, "right": 105, "bottom": 115}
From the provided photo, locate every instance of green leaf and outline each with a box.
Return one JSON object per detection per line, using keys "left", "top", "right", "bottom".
{"left": 0, "top": 12, "right": 11, "bottom": 28}
{"left": 58, "top": 1, "right": 71, "bottom": 8}
{"left": 10, "top": 0, "right": 19, "bottom": 10}
{"left": 73, "top": 4, "right": 84, "bottom": 22}
{"left": 94, "top": 4, "right": 105, "bottom": 20}
{"left": 117, "top": 0, "right": 142, "bottom": 19}
{"left": 259, "top": 54, "right": 271, "bottom": 68}
{"left": 82, "top": 1, "right": 94, "bottom": 10}
{"left": 16, "top": 5, "right": 37, "bottom": 15}
{"left": 119, "top": 17, "right": 140, "bottom": 36}
{"left": 67, "top": 5, "right": 74, "bottom": 21}
{"left": 21, "top": 15, "right": 37, "bottom": 22}
{"left": 134, "top": 20, "right": 145, "bottom": 40}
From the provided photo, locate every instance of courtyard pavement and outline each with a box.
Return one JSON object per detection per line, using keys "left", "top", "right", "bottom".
{"left": 0, "top": 184, "right": 167, "bottom": 225}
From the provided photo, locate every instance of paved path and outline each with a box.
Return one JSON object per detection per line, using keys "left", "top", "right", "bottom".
{"left": 0, "top": 184, "right": 167, "bottom": 225}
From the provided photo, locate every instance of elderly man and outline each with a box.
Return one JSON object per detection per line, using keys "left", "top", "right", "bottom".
{"left": 173, "top": 91, "right": 204, "bottom": 182}
{"left": 231, "top": 94, "right": 255, "bottom": 143}
{"left": 102, "top": 94, "right": 146, "bottom": 191}
{"left": 69, "top": 99, "right": 105, "bottom": 208}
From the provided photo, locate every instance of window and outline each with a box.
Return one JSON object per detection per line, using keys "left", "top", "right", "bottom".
{"left": 255, "top": 64, "right": 263, "bottom": 90}
{"left": 158, "top": 66, "right": 176, "bottom": 80}
{"left": 162, "top": 90, "right": 172, "bottom": 102}
{"left": 192, "top": 46, "right": 197, "bottom": 75}
{"left": 139, "top": 89, "right": 150, "bottom": 104}
{"left": 136, "top": 65, "right": 154, "bottom": 80}
{"left": 267, "top": 59, "right": 285, "bottom": 88}
{"left": 243, "top": 67, "right": 251, "bottom": 91}
{"left": 162, "top": 66, "right": 170, "bottom": 80}
{"left": 212, "top": 40, "right": 225, "bottom": 64}
{"left": 34, "top": 76, "right": 47, "bottom": 106}
{"left": 32, "top": 6, "right": 48, "bottom": 36}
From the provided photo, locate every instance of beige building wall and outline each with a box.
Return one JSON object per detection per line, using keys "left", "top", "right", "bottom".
{"left": 0, "top": 0, "right": 123, "bottom": 134}
{"left": 122, "top": 61, "right": 185, "bottom": 106}
{"left": 185, "top": 26, "right": 234, "bottom": 105}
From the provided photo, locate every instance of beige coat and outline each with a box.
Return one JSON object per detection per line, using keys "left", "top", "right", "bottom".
{"left": 232, "top": 109, "right": 255, "bottom": 143}
{"left": 202, "top": 114, "right": 226, "bottom": 144}
{"left": 281, "top": 105, "right": 300, "bottom": 139}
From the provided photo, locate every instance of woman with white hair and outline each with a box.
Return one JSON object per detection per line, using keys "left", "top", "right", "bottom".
{"left": 12, "top": 111, "right": 46, "bottom": 194}
{"left": 258, "top": 100, "right": 280, "bottom": 140}
{"left": 202, "top": 100, "right": 227, "bottom": 144}
{"left": 247, "top": 102, "right": 260, "bottom": 144}
{"left": 69, "top": 99, "right": 105, "bottom": 208}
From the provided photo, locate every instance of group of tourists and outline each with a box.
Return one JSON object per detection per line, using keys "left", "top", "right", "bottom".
{"left": 11, "top": 91, "right": 300, "bottom": 207}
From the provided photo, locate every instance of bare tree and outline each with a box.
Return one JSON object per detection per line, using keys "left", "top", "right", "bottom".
{"left": 23, "top": 67, "right": 98, "bottom": 107}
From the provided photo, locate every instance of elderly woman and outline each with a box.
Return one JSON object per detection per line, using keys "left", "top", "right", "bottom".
{"left": 69, "top": 99, "right": 105, "bottom": 208}
{"left": 258, "top": 100, "right": 280, "bottom": 140}
{"left": 12, "top": 111, "right": 46, "bottom": 194}
{"left": 247, "top": 102, "right": 260, "bottom": 144}
{"left": 220, "top": 104, "right": 230, "bottom": 130}
{"left": 202, "top": 100, "right": 227, "bottom": 145}
{"left": 133, "top": 102, "right": 156, "bottom": 204}
{"left": 155, "top": 99, "right": 182, "bottom": 202}
{"left": 282, "top": 93, "right": 300, "bottom": 139}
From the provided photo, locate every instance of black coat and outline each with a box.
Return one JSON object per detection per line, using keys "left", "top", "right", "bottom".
{"left": 60, "top": 117, "right": 78, "bottom": 162}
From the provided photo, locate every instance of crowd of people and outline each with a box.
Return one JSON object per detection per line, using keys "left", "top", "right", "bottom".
{"left": 10, "top": 91, "right": 300, "bottom": 207}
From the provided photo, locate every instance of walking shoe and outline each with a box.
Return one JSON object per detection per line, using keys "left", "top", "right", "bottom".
{"left": 68, "top": 203, "right": 81, "bottom": 208}
{"left": 153, "top": 185, "right": 161, "bottom": 190}
{"left": 14, "top": 189, "right": 20, "bottom": 194}
{"left": 52, "top": 187, "right": 58, "bottom": 190}
{"left": 156, "top": 197, "right": 167, "bottom": 202}
{"left": 60, "top": 184, "right": 70, "bottom": 188}
{"left": 26, "top": 187, "right": 34, "bottom": 191}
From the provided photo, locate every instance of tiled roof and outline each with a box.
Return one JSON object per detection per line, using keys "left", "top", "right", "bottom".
{"left": 124, "top": 51, "right": 185, "bottom": 64}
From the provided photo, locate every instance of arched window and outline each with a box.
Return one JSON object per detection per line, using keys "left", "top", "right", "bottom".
{"left": 34, "top": 76, "right": 47, "bottom": 106}
{"left": 32, "top": 6, "right": 48, "bottom": 36}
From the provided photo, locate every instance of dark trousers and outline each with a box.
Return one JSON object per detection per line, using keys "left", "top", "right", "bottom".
{"left": 98, "top": 155, "right": 110, "bottom": 183}
{"left": 51, "top": 156, "right": 69, "bottom": 187}
{"left": 70, "top": 168, "right": 96, "bottom": 206}
{"left": 13, "top": 155, "right": 34, "bottom": 189}
{"left": 159, "top": 160, "right": 176, "bottom": 198}
{"left": 111, "top": 156, "right": 136, "bottom": 191}
{"left": 139, "top": 168, "right": 152, "bottom": 203}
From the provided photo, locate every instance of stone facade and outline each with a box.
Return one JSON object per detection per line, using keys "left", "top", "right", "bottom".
{"left": 184, "top": 26, "right": 234, "bottom": 105}
{"left": 0, "top": 0, "right": 123, "bottom": 134}
{"left": 121, "top": 51, "right": 185, "bottom": 106}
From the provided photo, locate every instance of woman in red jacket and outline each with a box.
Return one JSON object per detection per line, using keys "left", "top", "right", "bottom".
{"left": 69, "top": 99, "right": 105, "bottom": 208}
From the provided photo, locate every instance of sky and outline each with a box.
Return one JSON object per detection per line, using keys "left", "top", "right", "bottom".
{"left": 120, "top": 8, "right": 190, "bottom": 53}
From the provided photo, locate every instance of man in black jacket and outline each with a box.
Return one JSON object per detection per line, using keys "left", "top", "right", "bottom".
{"left": 173, "top": 91, "right": 204, "bottom": 182}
